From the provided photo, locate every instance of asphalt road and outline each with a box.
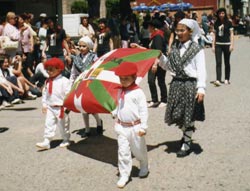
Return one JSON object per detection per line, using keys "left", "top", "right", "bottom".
{"left": 1, "top": 36, "right": 250, "bottom": 191}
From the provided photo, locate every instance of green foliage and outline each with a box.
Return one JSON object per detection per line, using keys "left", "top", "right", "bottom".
{"left": 106, "top": 0, "right": 120, "bottom": 18}
{"left": 71, "top": 0, "right": 88, "bottom": 14}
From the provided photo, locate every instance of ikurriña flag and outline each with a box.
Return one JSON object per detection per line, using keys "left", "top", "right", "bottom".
{"left": 64, "top": 48, "right": 161, "bottom": 113}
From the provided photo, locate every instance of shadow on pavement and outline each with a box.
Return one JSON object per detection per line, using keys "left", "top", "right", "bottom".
{"left": 67, "top": 134, "right": 118, "bottom": 166}
{"left": 148, "top": 140, "right": 203, "bottom": 156}
{"left": 71, "top": 127, "right": 104, "bottom": 138}
{"left": 67, "top": 129, "right": 203, "bottom": 167}
{"left": 3, "top": 107, "right": 38, "bottom": 111}
{"left": 37, "top": 139, "right": 65, "bottom": 152}
{"left": 0, "top": 127, "right": 9, "bottom": 133}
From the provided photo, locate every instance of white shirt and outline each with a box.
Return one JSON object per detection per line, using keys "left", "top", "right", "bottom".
{"left": 3, "top": 23, "right": 20, "bottom": 41}
{"left": 35, "top": 63, "right": 49, "bottom": 78}
{"left": 170, "top": 40, "right": 207, "bottom": 94}
{"left": 0, "top": 72, "right": 7, "bottom": 83}
{"left": 78, "top": 24, "right": 95, "bottom": 38}
{"left": 42, "top": 74, "right": 71, "bottom": 107}
{"left": 113, "top": 88, "right": 148, "bottom": 130}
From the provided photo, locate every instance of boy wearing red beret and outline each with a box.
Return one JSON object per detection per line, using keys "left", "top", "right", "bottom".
{"left": 113, "top": 62, "right": 149, "bottom": 188}
{"left": 36, "top": 58, "right": 71, "bottom": 149}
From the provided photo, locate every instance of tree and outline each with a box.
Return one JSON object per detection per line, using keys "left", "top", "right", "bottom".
{"left": 87, "top": 0, "right": 100, "bottom": 18}
{"left": 120, "top": 0, "right": 132, "bottom": 19}
{"left": 71, "top": 0, "right": 88, "bottom": 13}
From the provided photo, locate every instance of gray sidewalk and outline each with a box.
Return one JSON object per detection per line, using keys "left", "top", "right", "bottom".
{"left": 1, "top": 36, "right": 250, "bottom": 191}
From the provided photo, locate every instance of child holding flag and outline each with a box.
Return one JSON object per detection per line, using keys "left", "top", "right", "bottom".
{"left": 36, "top": 58, "right": 71, "bottom": 150}
{"left": 112, "top": 61, "right": 149, "bottom": 188}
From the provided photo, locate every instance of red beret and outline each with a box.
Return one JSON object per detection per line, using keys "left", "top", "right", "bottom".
{"left": 114, "top": 62, "right": 137, "bottom": 76}
{"left": 44, "top": 57, "right": 64, "bottom": 70}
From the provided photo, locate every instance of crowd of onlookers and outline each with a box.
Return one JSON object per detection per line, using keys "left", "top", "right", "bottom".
{"left": 0, "top": 9, "right": 250, "bottom": 110}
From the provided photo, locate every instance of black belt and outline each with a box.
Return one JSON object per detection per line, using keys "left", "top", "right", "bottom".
{"left": 172, "top": 77, "right": 197, "bottom": 82}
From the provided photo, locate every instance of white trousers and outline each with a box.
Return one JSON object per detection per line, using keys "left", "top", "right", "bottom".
{"left": 44, "top": 106, "right": 70, "bottom": 141}
{"left": 115, "top": 123, "right": 148, "bottom": 178}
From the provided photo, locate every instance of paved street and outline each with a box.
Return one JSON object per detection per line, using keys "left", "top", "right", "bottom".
{"left": 1, "top": 36, "right": 250, "bottom": 191}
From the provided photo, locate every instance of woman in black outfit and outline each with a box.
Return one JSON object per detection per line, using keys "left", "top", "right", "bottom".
{"left": 212, "top": 8, "right": 234, "bottom": 86}
{"left": 130, "top": 19, "right": 168, "bottom": 108}
{"left": 146, "top": 19, "right": 167, "bottom": 108}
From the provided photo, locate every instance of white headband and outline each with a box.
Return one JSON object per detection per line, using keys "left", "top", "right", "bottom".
{"left": 179, "top": 18, "right": 201, "bottom": 42}
{"left": 78, "top": 36, "right": 94, "bottom": 50}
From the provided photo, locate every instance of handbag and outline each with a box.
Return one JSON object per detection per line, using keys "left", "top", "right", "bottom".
{"left": 0, "top": 36, "right": 18, "bottom": 51}
{"left": 192, "top": 99, "right": 205, "bottom": 121}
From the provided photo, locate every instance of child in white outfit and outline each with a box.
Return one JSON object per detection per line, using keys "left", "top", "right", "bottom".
{"left": 113, "top": 61, "right": 149, "bottom": 188}
{"left": 36, "top": 58, "right": 71, "bottom": 149}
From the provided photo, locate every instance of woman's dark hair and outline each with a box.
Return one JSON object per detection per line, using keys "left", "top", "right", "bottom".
{"left": 0, "top": 55, "right": 10, "bottom": 68}
{"left": 20, "top": 13, "right": 28, "bottom": 21}
{"left": 216, "top": 8, "right": 228, "bottom": 21}
{"left": 0, "top": 16, "right": 6, "bottom": 24}
{"left": 148, "top": 19, "right": 162, "bottom": 29}
{"left": 81, "top": 17, "right": 88, "bottom": 24}
{"left": 47, "top": 17, "right": 62, "bottom": 33}
{"left": 215, "top": 7, "right": 229, "bottom": 25}
{"left": 98, "top": 18, "right": 107, "bottom": 25}
{"left": 174, "top": 10, "right": 186, "bottom": 27}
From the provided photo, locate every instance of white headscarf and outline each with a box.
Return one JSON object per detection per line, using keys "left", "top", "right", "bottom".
{"left": 179, "top": 18, "right": 201, "bottom": 43}
{"left": 78, "top": 36, "right": 94, "bottom": 50}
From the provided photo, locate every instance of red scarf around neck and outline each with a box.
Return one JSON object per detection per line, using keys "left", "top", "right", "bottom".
{"left": 117, "top": 83, "right": 140, "bottom": 100}
{"left": 46, "top": 74, "right": 61, "bottom": 95}
{"left": 150, "top": 29, "right": 164, "bottom": 40}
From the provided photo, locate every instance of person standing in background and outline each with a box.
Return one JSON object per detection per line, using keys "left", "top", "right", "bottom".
{"left": 212, "top": 8, "right": 234, "bottom": 86}
{"left": 147, "top": 19, "right": 168, "bottom": 108}
{"left": 93, "top": 18, "right": 113, "bottom": 57}
{"left": 2, "top": 12, "right": 21, "bottom": 58}
{"left": 41, "top": 18, "right": 71, "bottom": 78}
{"left": 78, "top": 17, "right": 95, "bottom": 41}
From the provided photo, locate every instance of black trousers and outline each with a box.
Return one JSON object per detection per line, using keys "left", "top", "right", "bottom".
{"left": 215, "top": 44, "right": 231, "bottom": 81}
{"left": 30, "top": 72, "right": 47, "bottom": 88}
{"left": 148, "top": 66, "right": 167, "bottom": 103}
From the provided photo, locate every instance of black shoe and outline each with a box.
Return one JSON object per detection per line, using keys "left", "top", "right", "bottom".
{"left": 96, "top": 120, "right": 103, "bottom": 135}
{"left": 81, "top": 129, "right": 91, "bottom": 138}
{"left": 176, "top": 149, "right": 191, "bottom": 158}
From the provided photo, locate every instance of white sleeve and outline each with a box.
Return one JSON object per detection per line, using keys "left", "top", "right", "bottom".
{"left": 78, "top": 25, "right": 83, "bottom": 36}
{"left": 195, "top": 49, "right": 207, "bottom": 94}
{"left": 137, "top": 90, "right": 148, "bottom": 130}
{"left": 42, "top": 83, "right": 48, "bottom": 107}
{"left": 63, "top": 78, "right": 71, "bottom": 96}
{"left": 69, "top": 64, "right": 80, "bottom": 87}
{"left": 38, "top": 64, "right": 49, "bottom": 78}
